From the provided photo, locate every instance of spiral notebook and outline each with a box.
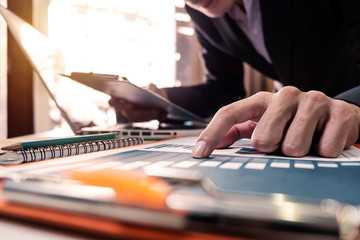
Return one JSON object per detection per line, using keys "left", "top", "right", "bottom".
{"left": 0, "top": 135, "right": 143, "bottom": 165}
{"left": 0, "top": 5, "right": 205, "bottom": 141}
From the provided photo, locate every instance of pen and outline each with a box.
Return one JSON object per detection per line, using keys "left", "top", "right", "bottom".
{"left": 1, "top": 133, "right": 116, "bottom": 151}
{"left": 69, "top": 168, "right": 171, "bottom": 209}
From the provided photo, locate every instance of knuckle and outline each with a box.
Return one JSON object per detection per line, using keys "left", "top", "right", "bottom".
{"left": 272, "top": 86, "right": 301, "bottom": 105}
{"left": 251, "top": 137, "right": 277, "bottom": 152}
{"left": 253, "top": 91, "right": 272, "bottom": 99}
{"left": 250, "top": 91, "right": 273, "bottom": 116}
{"left": 277, "top": 86, "right": 301, "bottom": 98}
{"left": 216, "top": 104, "right": 237, "bottom": 122}
{"left": 304, "top": 90, "right": 327, "bottom": 104}
{"left": 332, "top": 100, "right": 355, "bottom": 117}
{"left": 217, "top": 104, "right": 233, "bottom": 115}
{"left": 317, "top": 145, "right": 341, "bottom": 158}
{"left": 327, "top": 100, "right": 357, "bottom": 127}
{"left": 281, "top": 143, "right": 308, "bottom": 157}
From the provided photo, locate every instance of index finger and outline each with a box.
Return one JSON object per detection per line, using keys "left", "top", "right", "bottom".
{"left": 192, "top": 92, "right": 271, "bottom": 158}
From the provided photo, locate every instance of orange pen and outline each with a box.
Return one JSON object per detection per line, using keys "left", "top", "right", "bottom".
{"left": 68, "top": 168, "right": 172, "bottom": 209}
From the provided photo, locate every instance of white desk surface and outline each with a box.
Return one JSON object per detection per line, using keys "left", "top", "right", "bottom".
{"left": 0, "top": 129, "right": 91, "bottom": 239}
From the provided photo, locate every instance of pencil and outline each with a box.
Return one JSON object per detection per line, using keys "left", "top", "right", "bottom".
{"left": 1, "top": 133, "right": 116, "bottom": 151}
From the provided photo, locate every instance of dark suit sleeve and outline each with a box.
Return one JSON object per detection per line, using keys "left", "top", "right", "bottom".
{"left": 334, "top": 86, "right": 360, "bottom": 107}
{"left": 165, "top": 6, "right": 245, "bottom": 118}
{"left": 340, "top": 0, "right": 360, "bottom": 60}
{"left": 334, "top": 0, "right": 360, "bottom": 105}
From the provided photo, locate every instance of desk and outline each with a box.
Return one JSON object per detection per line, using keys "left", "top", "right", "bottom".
{"left": 0, "top": 218, "right": 88, "bottom": 240}
{"left": 0, "top": 131, "right": 358, "bottom": 240}
{"left": 0, "top": 130, "right": 242, "bottom": 240}
{"left": 0, "top": 130, "right": 89, "bottom": 240}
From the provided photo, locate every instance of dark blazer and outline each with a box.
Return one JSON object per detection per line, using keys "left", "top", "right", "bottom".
{"left": 166, "top": 0, "right": 360, "bottom": 118}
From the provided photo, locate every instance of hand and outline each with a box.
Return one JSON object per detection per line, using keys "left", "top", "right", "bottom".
{"left": 108, "top": 83, "right": 168, "bottom": 122}
{"left": 192, "top": 86, "right": 360, "bottom": 158}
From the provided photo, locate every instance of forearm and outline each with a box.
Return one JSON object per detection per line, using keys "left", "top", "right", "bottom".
{"left": 165, "top": 81, "right": 243, "bottom": 118}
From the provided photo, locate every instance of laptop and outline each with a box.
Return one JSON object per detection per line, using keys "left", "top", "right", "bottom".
{"left": 0, "top": 5, "right": 206, "bottom": 140}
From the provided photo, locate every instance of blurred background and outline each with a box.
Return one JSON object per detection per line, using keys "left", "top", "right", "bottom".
{"left": 0, "top": 0, "right": 272, "bottom": 139}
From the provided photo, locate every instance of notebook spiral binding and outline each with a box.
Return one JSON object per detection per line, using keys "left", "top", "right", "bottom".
{"left": 16, "top": 137, "right": 144, "bottom": 163}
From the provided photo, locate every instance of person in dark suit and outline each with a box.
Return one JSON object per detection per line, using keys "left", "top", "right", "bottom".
{"left": 110, "top": 0, "right": 360, "bottom": 158}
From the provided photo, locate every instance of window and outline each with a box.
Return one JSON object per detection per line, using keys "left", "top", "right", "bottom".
{"left": 34, "top": 0, "right": 201, "bottom": 132}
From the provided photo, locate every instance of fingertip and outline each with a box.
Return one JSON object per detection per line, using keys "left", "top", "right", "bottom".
{"left": 192, "top": 140, "right": 208, "bottom": 158}
{"left": 316, "top": 144, "right": 342, "bottom": 158}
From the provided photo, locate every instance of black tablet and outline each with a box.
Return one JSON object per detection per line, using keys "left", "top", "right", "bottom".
{"left": 61, "top": 72, "right": 206, "bottom": 123}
